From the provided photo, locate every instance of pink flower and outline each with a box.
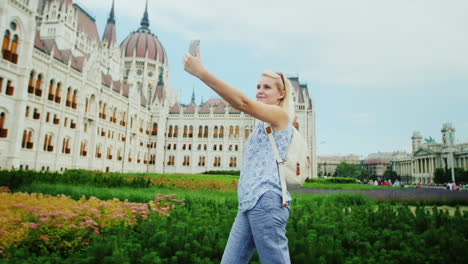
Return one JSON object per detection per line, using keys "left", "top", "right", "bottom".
{"left": 39, "top": 218, "right": 50, "bottom": 223}
{"left": 89, "top": 209, "right": 98, "bottom": 213}
{"left": 29, "top": 223, "right": 40, "bottom": 229}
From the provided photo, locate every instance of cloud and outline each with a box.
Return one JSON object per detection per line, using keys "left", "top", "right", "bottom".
{"left": 350, "top": 112, "right": 377, "bottom": 126}
{"left": 82, "top": 0, "right": 468, "bottom": 92}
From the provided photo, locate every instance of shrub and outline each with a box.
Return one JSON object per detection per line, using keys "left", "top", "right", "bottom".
{"left": 202, "top": 170, "right": 240, "bottom": 176}
{"left": 306, "top": 177, "right": 356, "bottom": 184}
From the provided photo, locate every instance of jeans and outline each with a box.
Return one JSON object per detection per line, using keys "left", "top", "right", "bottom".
{"left": 221, "top": 191, "right": 291, "bottom": 264}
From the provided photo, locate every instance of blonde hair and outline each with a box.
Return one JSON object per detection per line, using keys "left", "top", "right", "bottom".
{"left": 261, "top": 71, "right": 295, "bottom": 118}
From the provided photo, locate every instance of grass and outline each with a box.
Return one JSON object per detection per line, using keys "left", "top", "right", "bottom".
{"left": 16, "top": 182, "right": 238, "bottom": 204}
{"left": 302, "top": 182, "right": 396, "bottom": 190}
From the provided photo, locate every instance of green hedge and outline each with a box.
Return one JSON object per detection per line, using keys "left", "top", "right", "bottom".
{"left": 202, "top": 170, "right": 240, "bottom": 176}
{"left": 0, "top": 169, "right": 152, "bottom": 190}
{"left": 306, "top": 177, "right": 357, "bottom": 184}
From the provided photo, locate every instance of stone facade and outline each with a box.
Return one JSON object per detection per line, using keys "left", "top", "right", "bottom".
{"left": 0, "top": 0, "right": 317, "bottom": 177}
{"left": 392, "top": 123, "right": 468, "bottom": 184}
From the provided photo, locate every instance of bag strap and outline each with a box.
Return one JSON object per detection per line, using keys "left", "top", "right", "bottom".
{"left": 264, "top": 122, "right": 289, "bottom": 207}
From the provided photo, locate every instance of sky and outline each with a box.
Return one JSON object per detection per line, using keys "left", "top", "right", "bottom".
{"left": 78, "top": 0, "right": 468, "bottom": 158}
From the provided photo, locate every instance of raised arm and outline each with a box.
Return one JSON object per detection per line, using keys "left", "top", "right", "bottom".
{"left": 184, "top": 50, "right": 289, "bottom": 131}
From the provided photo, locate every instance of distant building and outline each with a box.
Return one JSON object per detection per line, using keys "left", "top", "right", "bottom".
{"left": 362, "top": 152, "right": 408, "bottom": 179}
{"left": 392, "top": 123, "right": 468, "bottom": 184}
{"left": 362, "top": 158, "right": 391, "bottom": 178}
{"left": 317, "top": 155, "right": 361, "bottom": 177}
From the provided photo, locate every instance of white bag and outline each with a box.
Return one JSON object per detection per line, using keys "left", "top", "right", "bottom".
{"left": 264, "top": 122, "right": 311, "bottom": 206}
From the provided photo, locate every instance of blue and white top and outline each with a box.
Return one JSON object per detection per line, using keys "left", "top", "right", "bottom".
{"left": 238, "top": 119, "right": 293, "bottom": 212}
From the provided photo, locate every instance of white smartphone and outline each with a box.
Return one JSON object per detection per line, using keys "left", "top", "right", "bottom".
{"left": 188, "top": 40, "right": 200, "bottom": 56}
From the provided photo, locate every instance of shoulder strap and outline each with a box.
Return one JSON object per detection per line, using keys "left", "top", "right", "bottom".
{"left": 263, "top": 123, "right": 283, "bottom": 163}
{"left": 264, "top": 122, "right": 289, "bottom": 207}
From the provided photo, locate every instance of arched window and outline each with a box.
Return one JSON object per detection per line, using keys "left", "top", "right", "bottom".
{"left": 168, "top": 125, "right": 173, "bottom": 137}
{"left": 44, "top": 133, "right": 53, "bottom": 152}
{"left": 66, "top": 87, "right": 72, "bottom": 107}
{"left": 167, "top": 155, "right": 175, "bottom": 166}
{"left": 62, "top": 137, "right": 71, "bottom": 154}
{"left": 2, "top": 30, "right": 10, "bottom": 60}
{"left": 55, "top": 82, "right": 62, "bottom": 103}
{"left": 36, "top": 74, "right": 42, "bottom": 95}
{"left": 152, "top": 122, "right": 158, "bottom": 136}
{"left": 0, "top": 112, "right": 7, "bottom": 138}
{"left": 48, "top": 80, "right": 55, "bottom": 100}
{"left": 230, "top": 157, "right": 237, "bottom": 167}
{"left": 214, "top": 156, "right": 221, "bottom": 167}
{"left": 204, "top": 126, "right": 208, "bottom": 138}
{"left": 117, "top": 148, "right": 122, "bottom": 160}
{"left": 183, "top": 155, "right": 190, "bottom": 166}
{"left": 11, "top": 35, "right": 18, "bottom": 64}
{"left": 174, "top": 125, "right": 178, "bottom": 138}
{"left": 120, "top": 111, "right": 126, "bottom": 126}
{"left": 72, "top": 90, "right": 77, "bottom": 109}
{"left": 213, "top": 126, "right": 218, "bottom": 138}
{"left": 198, "top": 156, "right": 206, "bottom": 166}
{"left": 183, "top": 125, "right": 188, "bottom": 138}
{"left": 28, "top": 71, "right": 35, "bottom": 94}
{"left": 235, "top": 126, "right": 240, "bottom": 137}
{"left": 229, "top": 126, "right": 234, "bottom": 137}
{"left": 219, "top": 126, "right": 224, "bottom": 138}
{"left": 80, "top": 141, "right": 87, "bottom": 156}
{"left": 189, "top": 125, "right": 193, "bottom": 138}
{"left": 96, "top": 144, "right": 102, "bottom": 158}
{"left": 21, "top": 129, "right": 33, "bottom": 148}
{"left": 107, "top": 146, "right": 113, "bottom": 159}
{"left": 198, "top": 126, "right": 203, "bottom": 138}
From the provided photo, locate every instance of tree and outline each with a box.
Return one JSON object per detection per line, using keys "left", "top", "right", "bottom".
{"left": 358, "top": 168, "right": 370, "bottom": 181}
{"left": 335, "top": 162, "right": 361, "bottom": 178}
{"left": 434, "top": 168, "right": 451, "bottom": 184}
{"left": 383, "top": 170, "right": 400, "bottom": 183}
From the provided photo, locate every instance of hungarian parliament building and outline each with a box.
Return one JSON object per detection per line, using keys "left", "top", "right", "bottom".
{"left": 0, "top": 0, "right": 317, "bottom": 176}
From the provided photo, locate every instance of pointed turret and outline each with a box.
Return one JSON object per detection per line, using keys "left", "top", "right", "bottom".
{"left": 140, "top": 0, "right": 150, "bottom": 30}
{"left": 102, "top": 0, "right": 117, "bottom": 46}
{"left": 191, "top": 87, "right": 196, "bottom": 104}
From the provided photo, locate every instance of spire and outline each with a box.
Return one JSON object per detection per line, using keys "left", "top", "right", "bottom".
{"left": 107, "top": 0, "right": 115, "bottom": 24}
{"left": 140, "top": 0, "right": 150, "bottom": 29}
{"left": 102, "top": 0, "right": 117, "bottom": 46}
{"left": 191, "top": 87, "right": 196, "bottom": 103}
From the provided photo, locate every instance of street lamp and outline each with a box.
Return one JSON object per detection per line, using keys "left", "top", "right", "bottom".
{"left": 449, "top": 131, "right": 456, "bottom": 183}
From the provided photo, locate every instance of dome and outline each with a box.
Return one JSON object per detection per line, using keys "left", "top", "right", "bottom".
{"left": 120, "top": 30, "right": 167, "bottom": 64}
{"left": 119, "top": 2, "right": 167, "bottom": 65}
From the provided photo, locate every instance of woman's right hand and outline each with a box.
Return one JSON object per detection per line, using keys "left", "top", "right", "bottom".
{"left": 184, "top": 47, "right": 206, "bottom": 79}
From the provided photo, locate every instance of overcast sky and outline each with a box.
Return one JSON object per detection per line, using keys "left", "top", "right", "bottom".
{"left": 79, "top": 0, "right": 468, "bottom": 157}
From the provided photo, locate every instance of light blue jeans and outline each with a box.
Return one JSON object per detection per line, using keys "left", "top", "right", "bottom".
{"left": 221, "top": 191, "right": 291, "bottom": 264}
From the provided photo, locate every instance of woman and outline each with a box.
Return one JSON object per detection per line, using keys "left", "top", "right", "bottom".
{"left": 184, "top": 47, "right": 293, "bottom": 264}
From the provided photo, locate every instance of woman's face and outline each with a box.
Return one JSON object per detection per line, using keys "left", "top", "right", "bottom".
{"left": 256, "top": 76, "right": 285, "bottom": 105}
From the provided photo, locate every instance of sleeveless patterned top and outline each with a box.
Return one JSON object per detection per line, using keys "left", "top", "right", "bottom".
{"left": 238, "top": 119, "right": 293, "bottom": 212}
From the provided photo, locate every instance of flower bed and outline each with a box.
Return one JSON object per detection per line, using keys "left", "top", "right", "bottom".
{"left": 0, "top": 189, "right": 183, "bottom": 256}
